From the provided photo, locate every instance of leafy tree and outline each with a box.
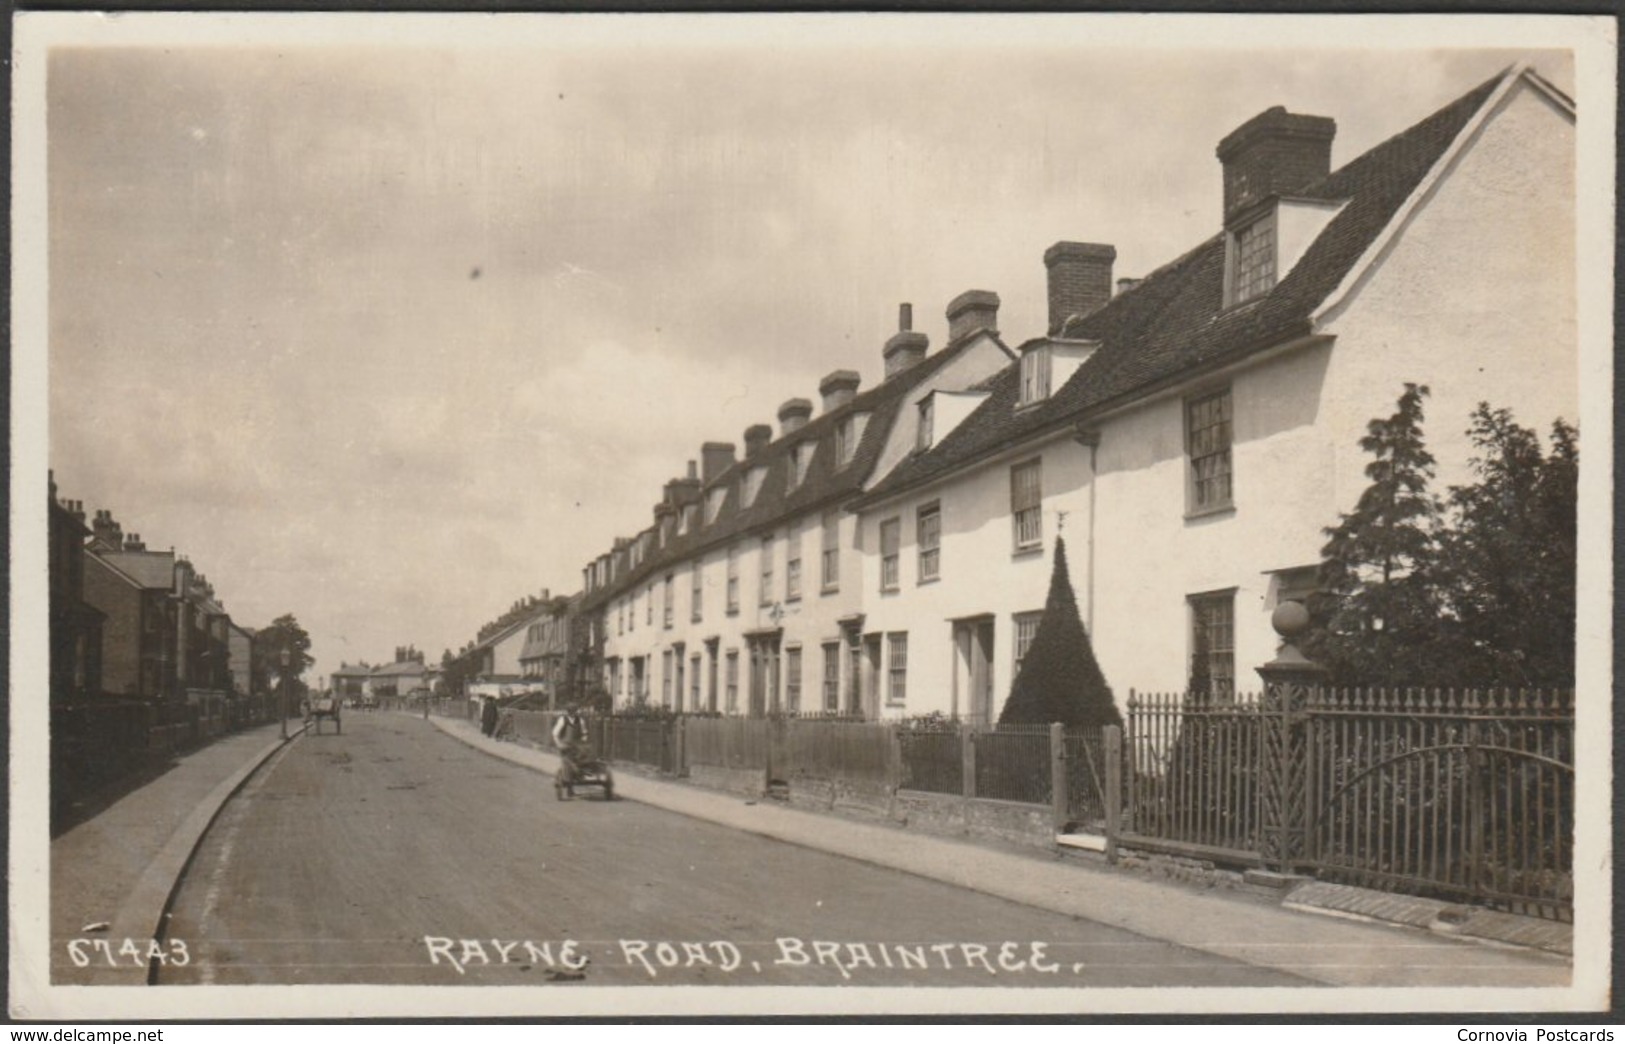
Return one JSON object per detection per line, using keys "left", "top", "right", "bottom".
{"left": 250, "top": 614, "right": 314, "bottom": 693}
{"left": 1307, "top": 386, "right": 1578, "bottom": 688}
{"left": 999, "top": 537, "right": 1122, "bottom": 729}
{"left": 1305, "top": 384, "right": 1451, "bottom": 686}
{"left": 440, "top": 645, "right": 479, "bottom": 698}
{"left": 1436, "top": 408, "right": 1578, "bottom": 687}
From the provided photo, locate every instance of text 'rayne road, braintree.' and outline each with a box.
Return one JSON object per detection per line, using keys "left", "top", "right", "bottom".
{"left": 423, "top": 936, "right": 1078, "bottom": 980}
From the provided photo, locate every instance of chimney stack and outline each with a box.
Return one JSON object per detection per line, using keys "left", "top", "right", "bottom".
{"left": 92, "top": 509, "right": 123, "bottom": 550}
{"left": 777, "top": 398, "right": 813, "bottom": 436}
{"left": 945, "top": 289, "right": 1000, "bottom": 344}
{"left": 743, "top": 424, "right": 773, "bottom": 459}
{"left": 701, "top": 442, "right": 737, "bottom": 482}
{"left": 883, "top": 302, "right": 929, "bottom": 378}
{"left": 819, "top": 370, "right": 861, "bottom": 413}
{"left": 1216, "top": 106, "right": 1336, "bottom": 223}
{"left": 1044, "top": 242, "right": 1115, "bottom": 333}
{"left": 123, "top": 533, "right": 145, "bottom": 552}
{"left": 671, "top": 468, "right": 702, "bottom": 506}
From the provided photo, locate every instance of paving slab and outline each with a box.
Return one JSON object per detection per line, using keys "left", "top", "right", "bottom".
{"left": 50, "top": 722, "right": 303, "bottom": 985}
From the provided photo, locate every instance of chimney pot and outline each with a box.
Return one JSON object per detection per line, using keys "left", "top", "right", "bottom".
{"left": 777, "top": 398, "right": 813, "bottom": 435}
{"left": 1044, "top": 242, "right": 1115, "bottom": 334}
{"left": 899, "top": 302, "right": 913, "bottom": 332}
{"left": 945, "top": 289, "right": 1000, "bottom": 344}
{"left": 819, "top": 369, "right": 862, "bottom": 412}
{"left": 743, "top": 424, "right": 773, "bottom": 459}
{"left": 686, "top": 460, "right": 698, "bottom": 481}
{"left": 1216, "top": 106, "right": 1336, "bottom": 222}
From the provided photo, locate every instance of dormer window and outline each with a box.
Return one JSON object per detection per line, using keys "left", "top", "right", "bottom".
{"left": 742, "top": 466, "right": 766, "bottom": 507}
{"left": 916, "top": 398, "right": 934, "bottom": 452}
{"left": 835, "top": 412, "right": 869, "bottom": 468}
{"left": 789, "top": 441, "right": 816, "bottom": 491}
{"left": 705, "top": 486, "right": 727, "bottom": 525}
{"left": 1019, "top": 345, "right": 1053, "bottom": 406}
{"left": 1227, "top": 206, "right": 1277, "bottom": 306}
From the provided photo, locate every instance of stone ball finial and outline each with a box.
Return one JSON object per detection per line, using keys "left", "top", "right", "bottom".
{"left": 1272, "top": 599, "right": 1311, "bottom": 639}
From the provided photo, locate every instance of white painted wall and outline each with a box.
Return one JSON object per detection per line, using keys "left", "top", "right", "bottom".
{"left": 853, "top": 78, "right": 1576, "bottom": 717}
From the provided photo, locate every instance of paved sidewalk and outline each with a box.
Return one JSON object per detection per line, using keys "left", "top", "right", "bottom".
{"left": 49, "top": 722, "right": 299, "bottom": 985}
{"left": 430, "top": 712, "right": 1574, "bottom": 990}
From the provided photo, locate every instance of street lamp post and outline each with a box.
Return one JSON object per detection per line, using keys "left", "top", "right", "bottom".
{"left": 279, "top": 647, "right": 290, "bottom": 740}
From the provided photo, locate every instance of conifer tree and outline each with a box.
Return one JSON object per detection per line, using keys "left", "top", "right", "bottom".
{"left": 999, "top": 536, "right": 1122, "bottom": 728}
{"left": 1305, "top": 384, "right": 1448, "bottom": 685}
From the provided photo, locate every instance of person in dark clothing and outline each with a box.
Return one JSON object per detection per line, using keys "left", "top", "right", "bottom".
{"left": 480, "top": 695, "right": 499, "bottom": 737}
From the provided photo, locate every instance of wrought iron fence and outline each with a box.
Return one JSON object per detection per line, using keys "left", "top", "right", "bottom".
{"left": 974, "top": 725, "right": 1052, "bottom": 805}
{"left": 896, "top": 727, "right": 962, "bottom": 796}
{"left": 1124, "top": 690, "right": 1264, "bottom": 861}
{"left": 1061, "top": 726, "right": 1113, "bottom": 831}
{"left": 1122, "top": 686, "right": 1575, "bottom": 919}
{"left": 1304, "top": 687, "right": 1573, "bottom": 920}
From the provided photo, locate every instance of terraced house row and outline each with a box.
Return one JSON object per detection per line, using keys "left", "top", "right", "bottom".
{"left": 573, "top": 64, "right": 1578, "bottom": 724}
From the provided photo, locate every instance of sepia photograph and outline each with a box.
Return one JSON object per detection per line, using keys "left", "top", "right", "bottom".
{"left": 10, "top": 10, "right": 1615, "bottom": 1021}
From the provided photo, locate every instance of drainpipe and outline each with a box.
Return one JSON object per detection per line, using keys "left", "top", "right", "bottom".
{"left": 1072, "top": 426, "right": 1101, "bottom": 636}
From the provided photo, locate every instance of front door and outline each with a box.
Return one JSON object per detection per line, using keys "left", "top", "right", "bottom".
{"left": 747, "top": 637, "right": 781, "bottom": 718}
{"left": 973, "top": 620, "right": 995, "bottom": 725}
{"left": 862, "top": 634, "right": 883, "bottom": 719}
{"left": 954, "top": 618, "right": 996, "bottom": 725}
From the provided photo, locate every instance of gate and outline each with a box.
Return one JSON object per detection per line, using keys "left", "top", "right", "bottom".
{"left": 1118, "top": 685, "right": 1574, "bottom": 920}
{"left": 1303, "top": 687, "right": 1573, "bottom": 920}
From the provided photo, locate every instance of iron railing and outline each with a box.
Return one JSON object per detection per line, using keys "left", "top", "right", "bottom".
{"left": 1303, "top": 687, "right": 1573, "bottom": 920}
{"left": 973, "top": 724, "right": 1052, "bottom": 805}
{"left": 896, "top": 728, "right": 962, "bottom": 796}
{"left": 1122, "top": 686, "right": 1575, "bottom": 919}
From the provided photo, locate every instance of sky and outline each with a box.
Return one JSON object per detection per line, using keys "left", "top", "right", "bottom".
{"left": 32, "top": 13, "right": 1583, "bottom": 683}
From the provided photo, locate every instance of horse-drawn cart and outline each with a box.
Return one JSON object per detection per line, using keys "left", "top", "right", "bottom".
{"left": 307, "top": 692, "right": 342, "bottom": 735}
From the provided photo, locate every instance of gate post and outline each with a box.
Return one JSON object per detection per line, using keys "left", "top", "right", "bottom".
{"left": 961, "top": 721, "right": 976, "bottom": 831}
{"left": 1254, "top": 601, "right": 1325, "bottom": 874}
{"left": 1050, "top": 722, "right": 1067, "bottom": 834}
{"left": 1103, "top": 724, "right": 1122, "bottom": 864}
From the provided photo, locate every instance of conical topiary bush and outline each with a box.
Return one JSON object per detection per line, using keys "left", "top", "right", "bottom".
{"left": 998, "top": 537, "right": 1122, "bottom": 729}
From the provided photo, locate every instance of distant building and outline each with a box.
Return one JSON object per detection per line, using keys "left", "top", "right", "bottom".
{"left": 48, "top": 475, "right": 102, "bottom": 703}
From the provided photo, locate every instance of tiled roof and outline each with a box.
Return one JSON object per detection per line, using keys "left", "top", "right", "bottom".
{"left": 857, "top": 69, "right": 1511, "bottom": 508}
{"left": 90, "top": 549, "right": 177, "bottom": 591}
{"left": 372, "top": 660, "right": 426, "bottom": 677}
{"left": 581, "top": 334, "right": 992, "bottom": 610}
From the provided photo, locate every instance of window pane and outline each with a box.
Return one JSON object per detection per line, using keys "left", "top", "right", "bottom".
{"left": 1190, "top": 592, "right": 1236, "bottom": 697}
{"left": 1188, "top": 390, "right": 1234, "bottom": 511}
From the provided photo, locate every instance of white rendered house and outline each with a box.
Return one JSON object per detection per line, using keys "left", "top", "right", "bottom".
{"left": 849, "top": 65, "right": 1578, "bottom": 720}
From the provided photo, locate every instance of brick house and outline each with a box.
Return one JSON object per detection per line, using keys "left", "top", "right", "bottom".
{"left": 48, "top": 476, "right": 102, "bottom": 703}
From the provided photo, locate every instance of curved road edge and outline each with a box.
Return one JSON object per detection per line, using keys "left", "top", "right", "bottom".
{"left": 101, "top": 724, "right": 310, "bottom": 985}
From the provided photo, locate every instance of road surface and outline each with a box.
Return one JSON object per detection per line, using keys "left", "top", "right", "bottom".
{"left": 160, "top": 712, "right": 1307, "bottom": 987}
